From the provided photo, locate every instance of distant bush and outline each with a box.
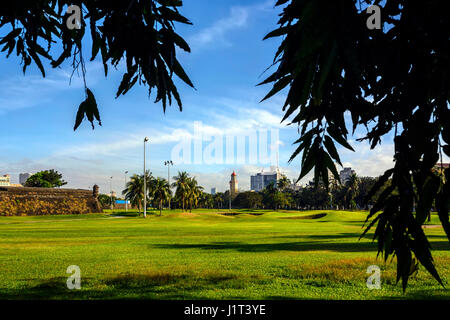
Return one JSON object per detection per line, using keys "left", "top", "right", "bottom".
{"left": 24, "top": 169, "right": 67, "bottom": 188}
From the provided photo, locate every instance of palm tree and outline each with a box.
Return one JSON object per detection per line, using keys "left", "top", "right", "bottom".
{"left": 172, "top": 171, "right": 190, "bottom": 212}
{"left": 277, "top": 175, "right": 291, "bottom": 191}
{"left": 144, "top": 170, "right": 154, "bottom": 214}
{"left": 186, "top": 177, "right": 203, "bottom": 212}
{"left": 263, "top": 181, "right": 280, "bottom": 210}
{"left": 345, "top": 173, "right": 359, "bottom": 210}
{"left": 198, "top": 192, "right": 212, "bottom": 208}
{"left": 214, "top": 192, "right": 224, "bottom": 209}
{"left": 265, "top": 180, "right": 278, "bottom": 194}
{"left": 122, "top": 174, "right": 144, "bottom": 215}
{"left": 150, "top": 178, "right": 171, "bottom": 216}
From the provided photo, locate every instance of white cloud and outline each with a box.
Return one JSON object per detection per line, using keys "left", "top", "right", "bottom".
{"left": 339, "top": 141, "right": 395, "bottom": 177}
{"left": 188, "top": 7, "right": 249, "bottom": 51}
{"left": 0, "top": 61, "right": 103, "bottom": 114}
{"left": 188, "top": 0, "right": 275, "bottom": 52}
{"left": 52, "top": 127, "right": 194, "bottom": 158}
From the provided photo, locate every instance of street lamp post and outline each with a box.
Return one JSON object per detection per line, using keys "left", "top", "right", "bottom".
{"left": 124, "top": 171, "right": 128, "bottom": 211}
{"left": 229, "top": 181, "right": 232, "bottom": 210}
{"left": 329, "top": 192, "right": 333, "bottom": 210}
{"left": 143, "top": 137, "right": 149, "bottom": 218}
{"left": 164, "top": 160, "right": 173, "bottom": 210}
{"left": 110, "top": 176, "right": 113, "bottom": 211}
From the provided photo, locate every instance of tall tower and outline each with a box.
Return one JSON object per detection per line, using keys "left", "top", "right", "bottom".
{"left": 229, "top": 171, "right": 238, "bottom": 200}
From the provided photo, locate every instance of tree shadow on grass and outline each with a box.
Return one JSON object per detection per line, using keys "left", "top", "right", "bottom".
{"left": 380, "top": 289, "right": 450, "bottom": 300}
{"left": 272, "top": 233, "right": 371, "bottom": 240}
{"left": 2, "top": 270, "right": 449, "bottom": 300}
{"left": 0, "top": 273, "right": 263, "bottom": 300}
{"left": 273, "top": 233, "right": 449, "bottom": 241}
{"left": 151, "top": 240, "right": 379, "bottom": 253}
{"left": 0, "top": 277, "right": 89, "bottom": 300}
{"left": 3, "top": 274, "right": 448, "bottom": 300}
{"left": 109, "top": 211, "right": 140, "bottom": 217}
{"left": 151, "top": 239, "right": 450, "bottom": 253}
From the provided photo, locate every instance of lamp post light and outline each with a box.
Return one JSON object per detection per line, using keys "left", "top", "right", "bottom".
{"left": 124, "top": 171, "right": 128, "bottom": 211}
{"left": 164, "top": 160, "right": 173, "bottom": 210}
{"left": 143, "top": 137, "right": 149, "bottom": 218}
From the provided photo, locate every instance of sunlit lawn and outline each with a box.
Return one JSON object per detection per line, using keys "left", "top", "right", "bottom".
{"left": 0, "top": 208, "right": 449, "bottom": 299}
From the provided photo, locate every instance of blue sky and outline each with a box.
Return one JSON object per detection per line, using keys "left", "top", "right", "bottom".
{"left": 0, "top": 0, "right": 421, "bottom": 194}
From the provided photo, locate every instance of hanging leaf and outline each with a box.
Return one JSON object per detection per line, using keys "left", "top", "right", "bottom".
{"left": 74, "top": 88, "right": 101, "bottom": 130}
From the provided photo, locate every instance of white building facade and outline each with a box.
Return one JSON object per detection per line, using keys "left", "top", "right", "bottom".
{"left": 250, "top": 167, "right": 282, "bottom": 192}
{"left": 0, "top": 174, "right": 11, "bottom": 187}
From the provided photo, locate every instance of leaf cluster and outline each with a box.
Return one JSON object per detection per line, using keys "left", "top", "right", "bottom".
{"left": 262, "top": 0, "right": 450, "bottom": 289}
{"left": 0, "top": 0, "right": 194, "bottom": 130}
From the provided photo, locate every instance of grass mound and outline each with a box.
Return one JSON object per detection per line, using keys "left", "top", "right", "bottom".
{"left": 165, "top": 211, "right": 199, "bottom": 218}
{"left": 281, "top": 213, "right": 327, "bottom": 220}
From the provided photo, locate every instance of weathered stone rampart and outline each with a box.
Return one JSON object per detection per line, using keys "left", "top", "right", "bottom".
{"left": 0, "top": 186, "right": 102, "bottom": 216}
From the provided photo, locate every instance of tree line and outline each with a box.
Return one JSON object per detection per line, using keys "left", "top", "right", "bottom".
{"left": 230, "top": 174, "right": 381, "bottom": 211}
{"left": 112, "top": 170, "right": 387, "bottom": 214}
{"left": 118, "top": 171, "right": 203, "bottom": 216}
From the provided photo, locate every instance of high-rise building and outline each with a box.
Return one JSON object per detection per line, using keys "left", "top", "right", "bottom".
{"left": 19, "top": 173, "right": 33, "bottom": 185}
{"left": 229, "top": 171, "right": 238, "bottom": 199}
{"left": 339, "top": 167, "right": 356, "bottom": 184}
{"left": 211, "top": 187, "right": 216, "bottom": 195}
{"left": 250, "top": 167, "right": 282, "bottom": 192}
{"left": 0, "top": 174, "right": 11, "bottom": 186}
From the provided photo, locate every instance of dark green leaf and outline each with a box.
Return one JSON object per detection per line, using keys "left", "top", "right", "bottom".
{"left": 260, "top": 76, "right": 291, "bottom": 102}
{"left": 263, "top": 26, "right": 290, "bottom": 40}
{"left": 323, "top": 135, "right": 342, "bottom": 167}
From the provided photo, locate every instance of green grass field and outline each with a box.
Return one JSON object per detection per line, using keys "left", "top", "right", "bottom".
{"left": 0, "top": 209, "right": 449, "bottom": 300}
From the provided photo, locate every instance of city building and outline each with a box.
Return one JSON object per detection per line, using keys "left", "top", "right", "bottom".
{"left": 0, "top": 174, "right": 11, "bottom": 187}
{"left": 19, "top": 173, "right": 33, "bottom": 185}
{"left": 339, "top": 167, "right": 356, "bottom": 184}
{"left": 287, "top": 182, "right": 302, "bottom": 191}
{"left": 229, "top": 171, "right": 238, "bottom": 199}
{"left": 250, "top": 167, "right": 282, "bottom": 192}
{"left": 211, "top": 187, "right": 216, "bottom": 195}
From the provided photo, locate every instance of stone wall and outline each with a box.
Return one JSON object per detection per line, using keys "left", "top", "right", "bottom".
{"left": 0, "top": 186, "right": 102, "bottom": 216}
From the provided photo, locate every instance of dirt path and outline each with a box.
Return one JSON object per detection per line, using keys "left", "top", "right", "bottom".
{"left": 422, "top": 225, "right": 442, "bottom": 229}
